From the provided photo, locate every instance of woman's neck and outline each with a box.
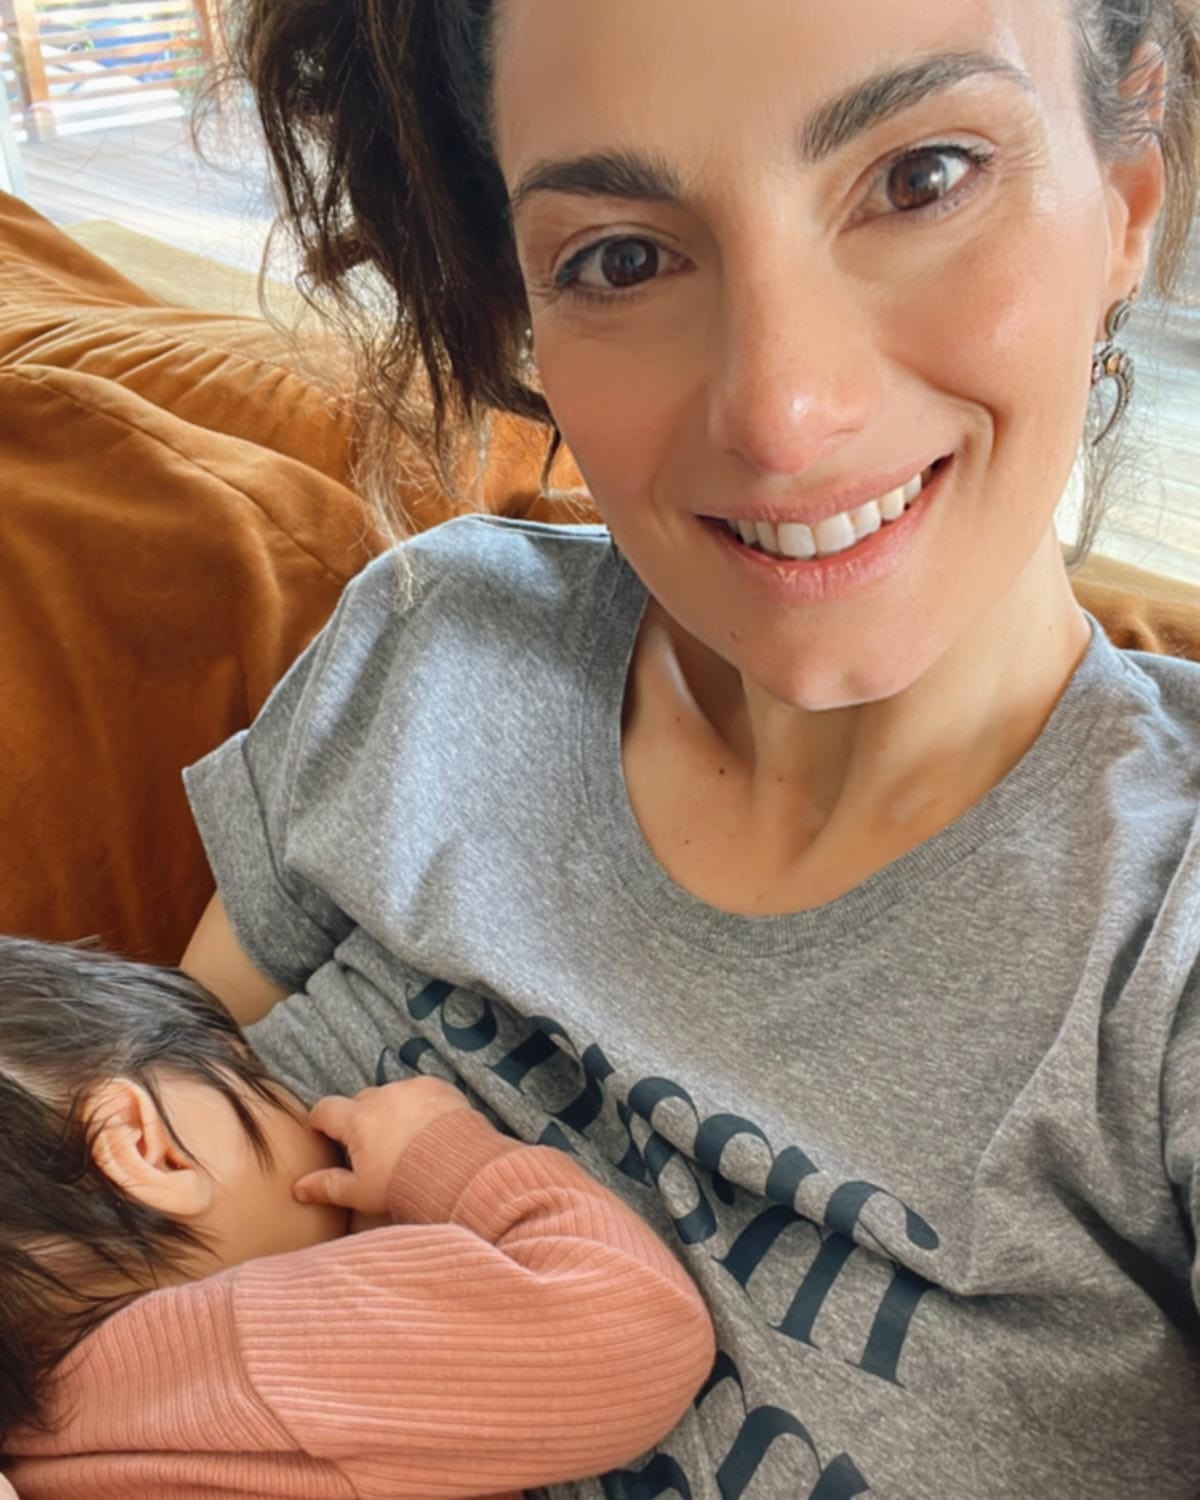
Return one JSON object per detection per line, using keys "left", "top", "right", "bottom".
{"left": 623, "top": 527, "right": 1092, "bottom": 915}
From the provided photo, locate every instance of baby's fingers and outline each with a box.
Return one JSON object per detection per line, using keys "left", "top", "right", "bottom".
{"left": 308, "top": 1094, "right": 355, "bottom": 1144}
{"left": 294, "top": 1166, "right": 360, "bottom": 1209}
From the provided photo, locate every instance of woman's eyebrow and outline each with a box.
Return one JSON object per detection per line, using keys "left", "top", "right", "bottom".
{"left": 802, "top": 50, "right": 1035, "bottom": 160}
{"left": 510, "top": 149, "right": 682, "bottom": 214}
{"left": 509, "top": 51, "right": 1033, "bottom": 213}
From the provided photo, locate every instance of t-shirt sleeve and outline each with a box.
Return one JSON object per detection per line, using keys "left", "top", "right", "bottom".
{"left": 1162, "top": 959, "right": 1200, "bottom": 1312}
{"left": 183, "top": 554, "right": 399, "bottom": 990}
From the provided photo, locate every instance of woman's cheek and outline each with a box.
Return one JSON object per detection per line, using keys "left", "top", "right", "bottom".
{"left": 539, "top": 325, "right": 694, "bottom": 506}
{"left": 890, "top": 205, "right": 1100, "bottom": 462}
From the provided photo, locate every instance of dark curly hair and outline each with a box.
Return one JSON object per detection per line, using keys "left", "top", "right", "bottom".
{"left": 0, "top": 937, "right": 282, "bottom": 1444}
{"left": 222, "top": 0, "right": 1200, "bottom": 548}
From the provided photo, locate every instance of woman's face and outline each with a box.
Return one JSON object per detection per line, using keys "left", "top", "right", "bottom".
{"left": 493, "top": 0, "right": 1156, "bottom": 709}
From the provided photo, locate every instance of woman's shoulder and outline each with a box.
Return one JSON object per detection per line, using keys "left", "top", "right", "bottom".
{"left": 351, "top": 515, "right": 616, "bottom": 615}
{"left": 307, "top": 516, "right": 627, "bottom": 686}
{"left": 1109, "top": 637, "right": 1200, "bottom": 751}
{"left": 1087, "top": 639, "right": 1200, "bottom": 904}
{"left": 286, "top": 516, "right": 637, "bottom": 737}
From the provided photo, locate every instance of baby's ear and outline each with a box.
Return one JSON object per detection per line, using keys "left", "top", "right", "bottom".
{"left": 87, "top": 1078, "right": 212, "bottom": 1219}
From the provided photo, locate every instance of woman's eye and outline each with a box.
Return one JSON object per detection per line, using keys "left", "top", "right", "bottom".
{"left": 865, "top": 145, "right": 990, "bottom": 219}
{"left": 597, "top": 238, "right": 660, "bottom": 288}
{"left": 555, "top": 236, "right": 676, "bottom": 300}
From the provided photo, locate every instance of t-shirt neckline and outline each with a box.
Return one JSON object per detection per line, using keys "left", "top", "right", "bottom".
{"left": 580, "top": 548, "right": 1122, "bottom": 959}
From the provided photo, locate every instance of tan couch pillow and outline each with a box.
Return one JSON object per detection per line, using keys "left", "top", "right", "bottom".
{"left": 0, "top": 194, "right": 360, "bottom": 483}
{"left": 0, "top": 360, "right": 381, "bottom": 962}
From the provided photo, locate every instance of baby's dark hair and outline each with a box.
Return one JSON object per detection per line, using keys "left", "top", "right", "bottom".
{"left": 0, "top": 935, "right": 283, "bottom": 1444}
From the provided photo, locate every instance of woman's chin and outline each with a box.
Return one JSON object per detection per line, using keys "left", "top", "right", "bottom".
{"left": 744, "top": 642, "right": 939, "bottom": 715}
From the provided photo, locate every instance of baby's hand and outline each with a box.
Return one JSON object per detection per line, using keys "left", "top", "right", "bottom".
{"left": 293, "top": 1078, "right": 471, "bottom": 1216}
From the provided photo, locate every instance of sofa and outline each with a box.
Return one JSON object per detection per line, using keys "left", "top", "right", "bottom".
{"left": 2, "top": 189, "right": 1198, "bottom": 968}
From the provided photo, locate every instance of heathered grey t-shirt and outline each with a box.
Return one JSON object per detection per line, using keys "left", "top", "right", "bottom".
{"left": 185, "top": 516, "right": 1200, "bottom": 1500}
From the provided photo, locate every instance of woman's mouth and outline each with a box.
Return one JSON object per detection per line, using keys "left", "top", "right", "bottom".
{"left": 715, "top": 457, "right": 951, "bottom": 563}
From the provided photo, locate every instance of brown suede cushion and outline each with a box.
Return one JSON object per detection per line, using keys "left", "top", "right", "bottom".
{"left": 1069, "top": 553, "right": 1200, "bottom": 659}
{"left": 1, "top": 190, "right": 1197, "bottom": 963}
{"left": 0, "top": 197, "right": 359, "bottom": 485}
{"left": 0, "top": 362, "right": 382, "bottom": 961}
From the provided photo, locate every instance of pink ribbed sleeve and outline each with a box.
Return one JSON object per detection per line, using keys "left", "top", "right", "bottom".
{"left": 6, "top": 1111, "right": 715, "bottom": 1500}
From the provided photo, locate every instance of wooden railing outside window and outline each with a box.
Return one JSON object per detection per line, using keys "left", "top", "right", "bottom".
{"left": 1, "top": 0, "right": 219, "bottom": 141}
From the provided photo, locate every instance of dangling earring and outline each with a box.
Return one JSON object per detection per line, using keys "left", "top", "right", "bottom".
{"left": 1090, "top": 296, "right": 1137, "bottom": 446}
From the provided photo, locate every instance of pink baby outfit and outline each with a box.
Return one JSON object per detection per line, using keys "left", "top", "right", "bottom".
{"left": 5, "top": 1111, "right": 714, "bottom": 1499}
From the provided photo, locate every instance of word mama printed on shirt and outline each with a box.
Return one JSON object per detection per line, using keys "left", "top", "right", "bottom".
{"left": 377, "top": 981, "right": 945, "bottom": 1499}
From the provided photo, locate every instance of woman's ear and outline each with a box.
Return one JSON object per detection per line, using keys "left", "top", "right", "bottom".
{"left": 1102, "top": 45, "right": 1169, "bottom": 313}
{"left": 87, "top": 1078, "right": 213, "bottom": 1219}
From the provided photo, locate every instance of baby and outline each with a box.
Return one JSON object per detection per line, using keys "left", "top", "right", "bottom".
{"left": 0, "top": 936, "right": 714, "bottom": 1500}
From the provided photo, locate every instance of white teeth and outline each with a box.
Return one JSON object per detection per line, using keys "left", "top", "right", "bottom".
{"left": 851, "top": 501, "right": 882, "bottom": 539}
{"left": 726, "top": 468, "right": 931, "bottom": 561}
{"left": 777, "top": 522, "right": 816, "bottom": 560}
{"left": 813, "top": 512, "right": 858, "bottom": 556}
{"left": 879, "top": 485, "right": 907, "bottom": 522}
{"left": 755, "top": 520, "right": 778, "bottom": 553}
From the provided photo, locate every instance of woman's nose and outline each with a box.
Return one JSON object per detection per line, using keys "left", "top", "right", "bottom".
{"left": 706, "top": 259, "right": 881, "bottom": 479}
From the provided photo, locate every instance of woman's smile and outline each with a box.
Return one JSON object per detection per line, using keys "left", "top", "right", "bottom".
{"left": 697, "top": 455, "right": 954, "bottom": 605}
{"left": 703, "top": 457, "right": 946, "bottom": 557}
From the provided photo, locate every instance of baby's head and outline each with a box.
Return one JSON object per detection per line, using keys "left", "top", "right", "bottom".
{"left": 0, "top": 936, "right": 345, "bottom": 1442}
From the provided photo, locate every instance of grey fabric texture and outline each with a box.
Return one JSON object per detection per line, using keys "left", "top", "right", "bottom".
{"left": 185, "top": 516, "right": 1200, "bottom": 1500}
